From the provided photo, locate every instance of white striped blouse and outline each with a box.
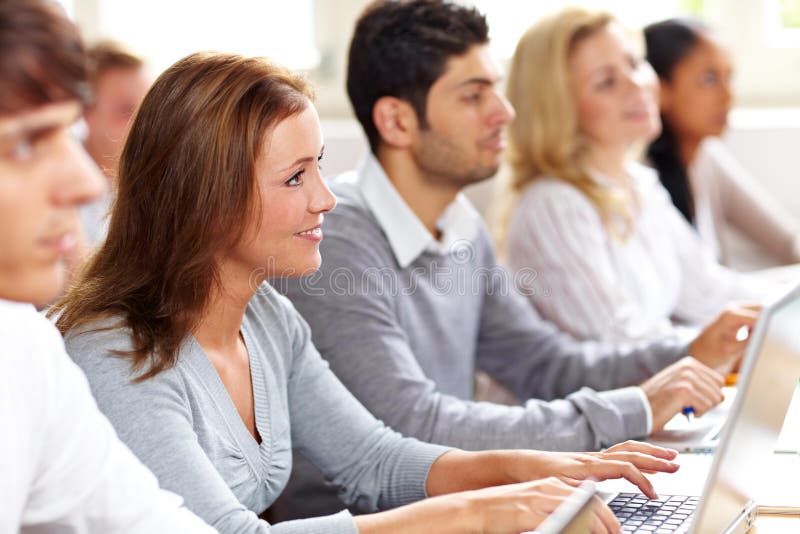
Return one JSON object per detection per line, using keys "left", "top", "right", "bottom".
{"left": 504, "top": 162, "right": 772, "bottom": 344}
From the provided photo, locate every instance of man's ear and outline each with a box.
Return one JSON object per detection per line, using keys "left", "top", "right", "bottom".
{"left": 372, "top": 96, "right": 419, "bottom": 149}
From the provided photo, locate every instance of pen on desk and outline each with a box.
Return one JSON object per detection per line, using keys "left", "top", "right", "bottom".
{"left": 682, "top": 406, "right": 695, "bottom": 423}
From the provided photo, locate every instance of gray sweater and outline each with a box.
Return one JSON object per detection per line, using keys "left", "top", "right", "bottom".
{"left": 64, "top": 286, "right": 450, "bottom": 533}
{"left": 270, "top": 168, "right": 691, "bottom": 519}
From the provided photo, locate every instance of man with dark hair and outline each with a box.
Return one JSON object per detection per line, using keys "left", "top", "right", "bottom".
{"left": 346, "top": 0, "right": 490, "bottom": 153}
{"left": 0, "top": 1, "right": 212, "bottom": 530}
{"left": 273, "top": 0, "right": 755, "bottom": 520}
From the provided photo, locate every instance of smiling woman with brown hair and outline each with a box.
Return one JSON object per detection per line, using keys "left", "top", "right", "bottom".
{"left": 52, "top": 50, "right": 682, "bottom": 533}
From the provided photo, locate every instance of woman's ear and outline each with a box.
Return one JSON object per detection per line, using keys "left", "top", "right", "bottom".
{"left": 372, "top": 96, "right": 419, "bottom": 149}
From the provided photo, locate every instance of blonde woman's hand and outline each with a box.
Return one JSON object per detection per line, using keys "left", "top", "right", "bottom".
{"left": 690, "top": 303, "right": 761, "bottom": 372}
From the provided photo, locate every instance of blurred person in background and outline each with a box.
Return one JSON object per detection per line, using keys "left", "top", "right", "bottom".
{"left": 80, "top": 40, "right": 151, "bottom": 247}
{"left": 493, "top": 7, "right": 774, "bottom": 345}
{"left": 645, "top": 18, "right": 800, "bottom": 266}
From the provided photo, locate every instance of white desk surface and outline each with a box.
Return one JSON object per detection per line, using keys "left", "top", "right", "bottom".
{"left": 597, "top": 452, "right": 800, "bottom": 531}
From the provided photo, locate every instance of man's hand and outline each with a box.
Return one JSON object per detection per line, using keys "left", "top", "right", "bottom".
{"left": 641, "top": 357, "right": 725, "bottom": 433}
{"left": 689, "top": 303, "right": 760, "bottom": 372}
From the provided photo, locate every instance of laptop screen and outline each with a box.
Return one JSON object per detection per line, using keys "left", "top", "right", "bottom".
{"left": 692, "top": 286, "right": 800, "bottom": 532}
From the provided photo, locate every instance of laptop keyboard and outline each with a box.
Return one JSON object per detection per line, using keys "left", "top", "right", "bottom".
{"left": 608, "top": 493, "right": 697, "bottom": 533}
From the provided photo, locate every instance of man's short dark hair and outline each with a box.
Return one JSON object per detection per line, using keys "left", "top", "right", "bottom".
{"left": 0, "top": 0, "right": 89, "bottom": 115}
{"left": 347, "top": 0, "right": 489, "bottom": 152}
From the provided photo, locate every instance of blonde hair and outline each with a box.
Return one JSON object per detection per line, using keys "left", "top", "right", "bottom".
{"left": 491, "top": 7, "right": 632, "bottom": 255}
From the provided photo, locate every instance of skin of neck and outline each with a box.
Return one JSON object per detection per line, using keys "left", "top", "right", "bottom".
{"left": 584, "top": 141, "right": 633, "bottom": 186}
{"left": 192, "top": 259, "right": 256, "bottom": 353}
{"left": 677, "top": 135, "right": 703, "bottom": 170}
{"left": 376, "top": 144, "right": 461, "bottom": 239}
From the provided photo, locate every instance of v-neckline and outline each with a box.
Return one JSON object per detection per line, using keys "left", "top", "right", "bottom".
{"left": 186, "top": 320, "right": 271, "bottom": 468}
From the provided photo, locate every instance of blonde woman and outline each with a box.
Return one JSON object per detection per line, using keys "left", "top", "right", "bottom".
{"left": 493, "top": 8, "right": 771, "bottom": 345}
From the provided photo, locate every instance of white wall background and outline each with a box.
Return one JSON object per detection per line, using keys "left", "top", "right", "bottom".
{"left": 66, "top": 0, "right": 800, "bottom": 115}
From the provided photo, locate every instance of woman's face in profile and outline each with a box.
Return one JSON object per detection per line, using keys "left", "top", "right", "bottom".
{"left": 659, "top": 35, "right": 733, "bottom": 140}
{"left": 230, "top": 104, "right": 336, "bottom": 282}
{"left": 569, "top": 23, "right": 661, "bottom": 152}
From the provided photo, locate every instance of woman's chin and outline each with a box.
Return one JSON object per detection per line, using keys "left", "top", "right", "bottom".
{"left": 285, "top": 259, "right": 322, "bottom": 278}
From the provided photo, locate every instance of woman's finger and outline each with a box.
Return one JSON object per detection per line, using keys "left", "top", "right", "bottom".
{"left": 587, "top": 460, "right": 657, "bottom": 499}
{"left": 602, "top": 441, "right": 678, "bottom": 460}
{"left": 598, "top": 451, "right": 679, "bottom": 474}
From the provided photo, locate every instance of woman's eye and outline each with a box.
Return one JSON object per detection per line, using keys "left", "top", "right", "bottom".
{"left": 700, "top": 71, "right": 719, "bottom": 86}
{"left": 317, "top": 153, "right": 324, "bottom": 171}
{"left": 597, "top": 77, "right": 616, "bottom": 90}
{"left": 286, "top": 170, "right": 304, "bottom": 186}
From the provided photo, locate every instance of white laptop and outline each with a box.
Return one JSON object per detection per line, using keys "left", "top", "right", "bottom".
{"left": 532, "top": 481, "right": 597, "bottom": 534}
{"left": 648, "top": 388, "right": 734, "bottom": 453}
{"left": 650, "top": 300, "right": 800, "bottom": 455}
{"left": 539, "top": 283, "right": 800, "bottom": 533}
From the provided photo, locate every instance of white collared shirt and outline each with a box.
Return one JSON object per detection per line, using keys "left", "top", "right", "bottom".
{"left": 341, "top": 154, "right": 481, "bottom": 268}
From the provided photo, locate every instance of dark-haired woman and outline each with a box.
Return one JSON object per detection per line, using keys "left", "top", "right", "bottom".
{"left": 645, "top": 18, "right": 800, "bottom": 266}
{"left": 53, "top": 51, "right": 681, "bottom": 534}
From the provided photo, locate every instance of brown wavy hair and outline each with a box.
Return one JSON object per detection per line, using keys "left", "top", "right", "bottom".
{"left": 52, "top": 52, "right": 313, "bottom": 380}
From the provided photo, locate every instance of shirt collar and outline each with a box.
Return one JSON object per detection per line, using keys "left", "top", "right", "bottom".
{"left": 353, "top": 153, "right": 481, "bottom": 268}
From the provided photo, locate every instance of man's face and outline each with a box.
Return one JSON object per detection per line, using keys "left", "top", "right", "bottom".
{"left": 0, "top": 101, "right": 105, "bottom": 306}
{"left": 83, "top": 66, "right": 151, "bottom": 176}
{"left": 412, "top": 44, "right": 515, "bottom": 188}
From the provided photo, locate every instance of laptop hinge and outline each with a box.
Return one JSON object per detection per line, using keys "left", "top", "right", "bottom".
{"left": 721, "top": 500, "right": 759, "bottom": 534}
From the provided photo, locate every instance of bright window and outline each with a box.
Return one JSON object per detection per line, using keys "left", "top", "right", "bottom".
{"left": 470, "top": 0, "right": 718, "bottom": 59}
{"left": 85, "top": 0, "right": 318, "bottom": 74}
{"left": 765, "top": 0, "right": 800, "bottom": 46}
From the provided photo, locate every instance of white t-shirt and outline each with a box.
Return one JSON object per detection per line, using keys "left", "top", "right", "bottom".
{"left": 0, "top": 298, "right": 215, "bottom": 533}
